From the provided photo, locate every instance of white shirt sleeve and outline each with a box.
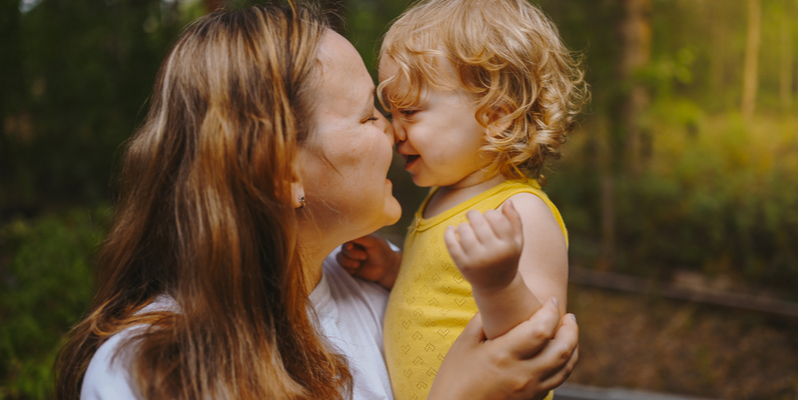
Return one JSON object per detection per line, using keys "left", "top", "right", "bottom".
{"left": 316, "top": 248, "right": 394, "bottom": 400}
{"left": 81, "top": 328, "right": 141, "bottom": 400}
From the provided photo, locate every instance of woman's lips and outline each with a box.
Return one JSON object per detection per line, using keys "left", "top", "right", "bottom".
{"left": 404, "top": 154, "right": 420, "bottom": 169}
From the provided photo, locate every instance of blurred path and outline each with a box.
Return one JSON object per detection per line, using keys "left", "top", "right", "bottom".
{"left": 569, "top": 267, "right": 797, "bottom": 318}
{"left": 555, "top": 383, "right": 719, "bottom": 400}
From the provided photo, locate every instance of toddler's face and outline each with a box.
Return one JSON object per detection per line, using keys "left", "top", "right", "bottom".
{"left": 379, "top": 57, "right": 491, "bottom": 189}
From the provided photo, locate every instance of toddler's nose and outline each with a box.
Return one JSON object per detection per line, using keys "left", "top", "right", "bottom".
{"left": 391, "top": 117, "right": 407, "bottom": 144}
{"left": 378, "top": 112, "right": 395, "bottom": 141}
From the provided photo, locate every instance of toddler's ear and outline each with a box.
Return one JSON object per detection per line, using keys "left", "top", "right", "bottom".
{"left": 481, "top": 107, "right": 514, "bottom": 137}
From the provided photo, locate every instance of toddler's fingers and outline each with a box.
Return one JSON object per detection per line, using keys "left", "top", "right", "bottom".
{"left": 483, "top": 208, "right": 515, "bottom": 241}
{"left": 343, "top": 245, "right": 368, "bottom": 261}
{"left": 444, "top": 225, "right": 468, "bottom": 265}
{"left": 341, "top": 241, "right": 369, "bottom": 260}
{"left": 501, "top": 201, "right": 524, "bottom": 242}
{"left": 350, "top": 234, "right": 386, "bottom": 250}
{"left": 464, "top": 210, "right": 494, "bottom": 244}
{"left": 335, "top": 250, "right": 361, "bottom": 271}
{"left": 455, "top": 221, "right": 481, "bottom": 251}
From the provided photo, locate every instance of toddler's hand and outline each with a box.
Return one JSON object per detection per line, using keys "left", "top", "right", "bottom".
{"left": 337, "top": 234, "right": 401, "bottom": 290}
{"left": 444, "top": 201, "right": 523, "bottom": 291}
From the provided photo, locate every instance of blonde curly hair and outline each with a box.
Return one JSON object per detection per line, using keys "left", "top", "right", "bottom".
{"left": 378, "top": 0, "right": 588, "bottom": 184}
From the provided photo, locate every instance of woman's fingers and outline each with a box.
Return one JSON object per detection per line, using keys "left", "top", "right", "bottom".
{"left": 539, "top": 341, "right": 578, "bottom": 391}
{"left": 458, "top": 311, "right": 486, "bottom": 343}
{"left": 535, "top": 313, "right": 580, "bottom": 389}
{"left": 497, "top": 298, "right": 562, "bottom": 359}
{"left": 432, "top": 309, "right": 576, "bottom": 400}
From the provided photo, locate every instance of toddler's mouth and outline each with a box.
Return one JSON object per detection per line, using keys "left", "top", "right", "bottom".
{"left": 404, "top": 154, "right": 420, "bottom": 169}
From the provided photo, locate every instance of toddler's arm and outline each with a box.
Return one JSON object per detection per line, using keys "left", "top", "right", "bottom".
{"left": 336, "top": 233, "right": 402, "bottom": 290}
{"left": 444, "top": 197, "right": 568, "bottom": 339}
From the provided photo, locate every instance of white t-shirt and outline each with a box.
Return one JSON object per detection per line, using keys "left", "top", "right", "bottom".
{"left": 81, "top": 248, "right": 394, "bottom": 400}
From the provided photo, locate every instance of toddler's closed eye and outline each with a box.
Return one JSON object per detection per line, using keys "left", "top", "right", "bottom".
{"left": 398, "top": 109, "right": 420, "bottom": 120}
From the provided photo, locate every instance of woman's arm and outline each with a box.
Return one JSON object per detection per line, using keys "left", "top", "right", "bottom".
{"left": 428, "top": 299, "right": 578, "bottom": 400}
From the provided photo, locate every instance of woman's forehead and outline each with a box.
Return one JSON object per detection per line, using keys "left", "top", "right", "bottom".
{"left": 314, "top": 31, "right": 374, "bottom": 114}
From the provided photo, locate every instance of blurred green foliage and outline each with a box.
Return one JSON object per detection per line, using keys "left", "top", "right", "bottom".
{"left": 0, "top": 0, "right": 796, "bottom": 398}
{"left": 0, "top": 207, "right": 111, "bottom": 399}
{"left": 551, "top": 105, "right": 798, "bottom": 289}
{"left": 0, "top": 0, "right": 205, "bottom": 209}
{"left": 527, "top": 0, "right": 798, "bottom": 295}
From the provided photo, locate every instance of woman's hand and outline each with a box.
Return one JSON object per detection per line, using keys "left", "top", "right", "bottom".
{"left": 336, "top": 234, "right": 401, "bottom": 290}
{"left": 428, "top": 299, "right": 578, "bottom": 400}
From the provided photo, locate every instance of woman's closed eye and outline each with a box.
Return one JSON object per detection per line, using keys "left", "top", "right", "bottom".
{"left": 362, "top": 110, "right": 380, "bottom": 123}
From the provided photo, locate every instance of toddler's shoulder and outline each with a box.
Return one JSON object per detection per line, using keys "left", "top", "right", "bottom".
{"left": 504, "top": 191, "right": 568, "bottom": 246}
{"left": 505, "top": 192, "right": 554, "bottom": 221}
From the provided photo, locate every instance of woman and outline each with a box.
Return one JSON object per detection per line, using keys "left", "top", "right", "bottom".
{"left": 55, "top": 4, "right": 578, "bottom": 400}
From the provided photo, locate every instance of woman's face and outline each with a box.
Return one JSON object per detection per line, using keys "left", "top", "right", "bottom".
{"left": 298, "top": 31, "right": 401, "bottom": 244}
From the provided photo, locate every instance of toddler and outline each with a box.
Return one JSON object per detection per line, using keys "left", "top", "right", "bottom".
{"left": 337, "top": 1, "right": 587, "bottom": 399}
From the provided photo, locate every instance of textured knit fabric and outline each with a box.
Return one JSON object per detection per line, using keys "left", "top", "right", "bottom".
{"left": 384, "top": 179, "right": 567, "bottom": 400}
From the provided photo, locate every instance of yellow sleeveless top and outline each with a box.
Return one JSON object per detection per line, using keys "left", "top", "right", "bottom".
{"left": 384, "top": 179, "right": 567, "bottom": 400}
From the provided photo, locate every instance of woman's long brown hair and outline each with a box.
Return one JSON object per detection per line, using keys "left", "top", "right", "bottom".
{"left": 55, "top": 4, "right": 352, "bottom": 399}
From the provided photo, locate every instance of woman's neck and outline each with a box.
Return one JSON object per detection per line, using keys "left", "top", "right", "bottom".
{"left": 297, "top": 224, "right": 342, "bottom": 294}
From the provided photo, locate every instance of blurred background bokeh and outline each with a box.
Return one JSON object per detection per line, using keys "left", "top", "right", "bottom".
{"left": 0, "top": 0, "right": 796, "bottom": 399}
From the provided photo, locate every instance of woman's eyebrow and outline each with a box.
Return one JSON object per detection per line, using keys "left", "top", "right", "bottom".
{"left": 364, "top": 87, "right": 377, "bottom": 114}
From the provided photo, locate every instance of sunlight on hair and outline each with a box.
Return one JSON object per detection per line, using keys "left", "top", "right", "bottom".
{"left": 379, "top": 0, "right": 589, "bottom": 184}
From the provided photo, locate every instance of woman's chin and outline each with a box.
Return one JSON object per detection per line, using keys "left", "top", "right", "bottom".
{"left": 383, "top": 197, "right": 402, "bottom": 227}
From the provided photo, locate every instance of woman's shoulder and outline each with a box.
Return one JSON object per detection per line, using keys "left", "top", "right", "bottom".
{"left": 81, "top": 296, "right": 177, "bottom": 400}
{"left": 81, "top": 326, "right": 144, "bottom": 400}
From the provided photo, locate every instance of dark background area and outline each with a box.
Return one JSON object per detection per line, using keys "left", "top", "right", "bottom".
{"left": 0, "top": 0, "right": 796, "bottom": 398}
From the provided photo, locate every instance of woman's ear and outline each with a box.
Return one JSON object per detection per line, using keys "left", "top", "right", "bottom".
{"left": 291, "top": 181, "right": 305, "bottom": 209}
{"left": 290, "top": 162, "right": 306, "bottom": 209}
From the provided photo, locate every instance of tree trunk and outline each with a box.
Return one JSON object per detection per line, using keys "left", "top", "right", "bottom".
{"left": 597, "top": 118, "right": 615, "bottom": 271}
{"left": 619, "top": 0, "right": 652, "bottom": 177}
{"left": 598, "top": 0, "right": 652, "bottom": 269}
{"left": 741, "top": 0, "right": 761, "bottom": 120}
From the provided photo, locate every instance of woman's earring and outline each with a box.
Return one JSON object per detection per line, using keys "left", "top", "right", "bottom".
{"left": 298, "top": 195, "right": 306, "bottom": 209}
